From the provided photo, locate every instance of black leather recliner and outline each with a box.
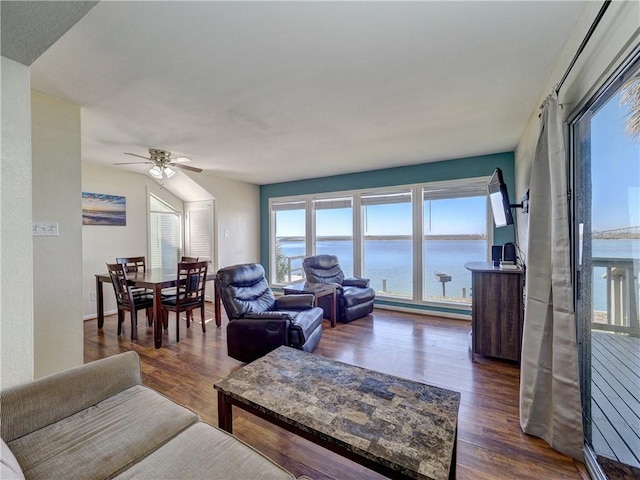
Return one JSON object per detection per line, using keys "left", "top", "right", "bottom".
{"left": 217, "top": 263, "right": 323, "bottom": 363}
{"left": 302, "top": 255, "right": 375, "bottom": 323}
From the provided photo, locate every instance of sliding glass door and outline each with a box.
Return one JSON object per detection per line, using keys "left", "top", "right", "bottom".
{"left": 572, "top": 50, "right": 640, "bottom": 474}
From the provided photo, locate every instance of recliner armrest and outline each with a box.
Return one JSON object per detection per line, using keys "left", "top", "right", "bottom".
{"left": 275, "top": 294, "right": 314, "bottom": 310}
{"left": 343, "top": 277, "right": 370, "bottom": 288}
{"left": 242, "top": 312, "right": 294, "bottom": 321}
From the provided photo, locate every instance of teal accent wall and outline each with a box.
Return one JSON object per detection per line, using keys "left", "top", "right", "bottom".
{"left": 259, "top": 151, "right": 516, "bottom": 314}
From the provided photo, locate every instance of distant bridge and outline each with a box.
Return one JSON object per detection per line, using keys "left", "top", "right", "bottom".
{"left": 593, "top": 226, "right": 640, "bottom": 239}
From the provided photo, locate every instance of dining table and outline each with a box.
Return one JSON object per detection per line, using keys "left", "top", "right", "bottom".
{"left": 95, "top": 268, "right": 220, "bottom": 348}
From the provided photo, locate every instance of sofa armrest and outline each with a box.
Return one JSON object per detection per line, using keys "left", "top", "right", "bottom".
{"left": 343, "top": 277, "right": 370, "bottom": 288}
{"left": 275, "top": 294, "right": 314, "bottom": 310}
{"left": 0, "top": 351, "right": 142, "bottom": 442}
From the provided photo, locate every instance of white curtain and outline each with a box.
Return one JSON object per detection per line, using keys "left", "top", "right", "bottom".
{"left": 519, "top": 91, "right": 584, "bottom": 461}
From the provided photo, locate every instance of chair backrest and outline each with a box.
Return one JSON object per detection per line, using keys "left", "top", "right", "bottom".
{"left": 176, "top": 261, "right": 208, "bottom": 304}
{"left": 115, "top": 256, "right": 146, "bottom": 273}
{"left": 106, "top": 262, "right": 135, "bottom": 308}
{"left": 181, "top": 256, "right": 199, "bottom": 263}
{"left": 216, "top": 263, "right": 276, "bottom": 319}
{"left": 303, "top": 255, "right": 345, "bottom": 285}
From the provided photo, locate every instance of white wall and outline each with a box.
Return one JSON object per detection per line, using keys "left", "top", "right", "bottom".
{"left": 81, "top": 163, "right": 184, "bottom": 318}
{"left": 1, "top": 57, "right": 34, "bottom": 387}
{"left": 81, "top": 165, "right": 261, "bottom": 319}
{"left": 515, "top": 1, "right": 640, "bottom": 254}
{"left": 191, "top": 174, "right": 261, "bottom": 270}
{"left": 31, "top": 90, "right": 84, "bottom": 378}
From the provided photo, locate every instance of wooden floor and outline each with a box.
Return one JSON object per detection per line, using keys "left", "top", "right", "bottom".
{"left": 591, "top": 331, "right": 640, "bottom": 469}
{"left": 84, "top": 306, "right": 589, "bottom": 480}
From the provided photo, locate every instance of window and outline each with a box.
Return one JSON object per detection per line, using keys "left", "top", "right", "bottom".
{"left": 362, "top": 190, "right": 413, "bottom": 297}
{"left": 422, "top": 179, "right": 488, "bottom": 303}
{"left": 314, "top": 197, "right": 353, "bottom": 277}
{"left": 272, "top": 200, "right": 307, "bottom": 283}
{"left": 269, "top": 176, "right": 493, "bottom": 308}
{"left": 149, "top": 194, "right": 182, "bottom": 271}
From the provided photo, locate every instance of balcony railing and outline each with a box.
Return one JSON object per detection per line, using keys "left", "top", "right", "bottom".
{"left": 592, "top": 257, "right": 639, "bottom": 336}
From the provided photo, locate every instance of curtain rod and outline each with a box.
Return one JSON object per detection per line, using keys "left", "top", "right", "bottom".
{"left": 555, "top": 0, "right": 612, "bottom": 95}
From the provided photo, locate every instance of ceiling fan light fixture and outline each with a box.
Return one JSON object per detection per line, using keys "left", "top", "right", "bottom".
{"left": 164, "top": 166, "right": 176, "bottom": 178}
{"left": 149, "top": 165, "right": 163, "bottom": 179}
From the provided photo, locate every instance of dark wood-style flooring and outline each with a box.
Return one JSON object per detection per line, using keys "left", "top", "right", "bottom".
{"left": 84, "top": 306, "right": 589, "bottom": 480}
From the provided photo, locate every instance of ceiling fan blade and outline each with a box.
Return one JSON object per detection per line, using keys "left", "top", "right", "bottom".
{"left": 171, "top": 156, "right": 192, "bottom": 163}
{"left": 171, "top": 163, "right": 203, "bottom": 173}
{"left": 124, "top": 152, "right": 152, "bottom": 160}
{"left": 114, "top": 161, "right": 153, "bottom": 165}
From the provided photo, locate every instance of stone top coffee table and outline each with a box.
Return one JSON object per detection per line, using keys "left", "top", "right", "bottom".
{"left": 214, "top": 346, "right": 460, "bottom": 480}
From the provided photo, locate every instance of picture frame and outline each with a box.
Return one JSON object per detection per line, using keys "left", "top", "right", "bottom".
{"left": 82, "top": 192, "right": 126, "bottom": 226}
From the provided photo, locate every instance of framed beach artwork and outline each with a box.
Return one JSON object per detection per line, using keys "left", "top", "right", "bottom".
{"left": 82, "top": 192, "right": 126, "bottom": 226}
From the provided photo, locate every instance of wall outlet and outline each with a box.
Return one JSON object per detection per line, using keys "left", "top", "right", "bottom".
{"left": 32, "top": 221, "right": 59, "bottom": 236}
{"left": 90, "top": 292, "right": 96, "bottom": 301}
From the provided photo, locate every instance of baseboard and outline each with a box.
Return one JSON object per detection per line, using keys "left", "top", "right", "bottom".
{"left": 83, "top": 309, "right": 117, "bottom": 322}
{"left": 374, "top": 303, "right": 471, "bottom": 321}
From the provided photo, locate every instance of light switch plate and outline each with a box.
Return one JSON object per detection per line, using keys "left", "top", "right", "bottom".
{"left": 33, "top": 221, "right": 59, "bottom": 236}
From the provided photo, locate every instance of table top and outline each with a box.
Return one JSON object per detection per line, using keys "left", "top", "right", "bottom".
{"left": 214, "top": 346, "right": 460, "bottom": 480}
{"left": 97, "top": 268, "right": 216, "bottom": 288}
{"left": 282, "top": 282, "right": 334, "bottom": 295}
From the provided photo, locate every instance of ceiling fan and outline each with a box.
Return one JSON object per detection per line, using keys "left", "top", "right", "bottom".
{"left": 115, "top": 148, "right": 203, "bottom": 180}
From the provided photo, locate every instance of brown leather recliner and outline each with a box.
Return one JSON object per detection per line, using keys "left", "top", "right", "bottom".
{"left": 217, "top": 263, "right": 323, "bottom": 363}
{"left": 302, "top": 254, "right": 375, "bottom": 323}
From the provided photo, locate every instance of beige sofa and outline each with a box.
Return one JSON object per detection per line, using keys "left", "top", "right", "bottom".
{"left": 1, "top": 352, "right": 308, "bottom": 480}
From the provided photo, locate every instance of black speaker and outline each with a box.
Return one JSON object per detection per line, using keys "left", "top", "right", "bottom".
{"left": 491, "top": 245, "right": 502, "bottom": 266}
{"left": 503, "top": 242, "right": 517, "bottom": 263}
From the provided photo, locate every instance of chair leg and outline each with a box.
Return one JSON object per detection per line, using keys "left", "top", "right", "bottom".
{"left": 117, "top": 310, "right": 125, "bottom": 336}
{"left": 200, "top": 305, "right": 206, "bottom": 333}
{"left": 146, "top": 308, "right": 153, "bottom": 327}
{"left": 175, "top": 310, "right": 180, "bottom": 343}
{"left": 130, "top": 309, "right": 138, "bottom": 341}
{"left": 162, "top": 309, "right": 169, "bottom": 330}
{"left": 186, "top": 310, "right": 191, "bottom": 328}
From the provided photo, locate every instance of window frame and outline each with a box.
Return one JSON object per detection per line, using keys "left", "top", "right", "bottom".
{"left": 268, "top": 176, "right": 493, "bottom": 309}
{"left": 148, "top": 192, "right": 183, "bottom": 271}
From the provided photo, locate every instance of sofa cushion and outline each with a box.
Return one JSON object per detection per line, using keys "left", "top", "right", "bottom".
{"left": 115, "top": 422, "right": 296, "bottom": 480}
{"left": 1, "top": 438, "right": 24, "bottom": 480}
{"left": 1, "top": 351, "right": 142, "bottom": 443}
{"left": 7, "top": 385, "right": 198, "bottom": 480}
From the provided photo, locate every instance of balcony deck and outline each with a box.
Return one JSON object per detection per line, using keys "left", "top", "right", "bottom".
{"left": 591, "top": 330, "right": 640, "bottom": 469}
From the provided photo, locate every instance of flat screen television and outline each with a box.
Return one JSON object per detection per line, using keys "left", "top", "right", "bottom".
{"left": 488, "top": 168, "right": 514, "bottom": 227}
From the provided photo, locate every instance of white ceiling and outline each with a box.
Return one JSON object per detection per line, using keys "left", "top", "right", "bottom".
{"left": 29, "top": 1, "right": 586, "bottom": 185}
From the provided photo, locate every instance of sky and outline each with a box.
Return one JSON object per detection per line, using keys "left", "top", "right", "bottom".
{"left": 276, "top": 195, "right": 487, "bottom": 237}
{"left": 591, "top": 90, "right": 640, "bottom": 231}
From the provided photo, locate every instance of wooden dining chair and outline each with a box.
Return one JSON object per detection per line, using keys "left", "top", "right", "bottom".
{"left": 116, "top": 256, "right": 147, "bottom": 273}
{"left": 161, "top": 261, "right": 208, "bottom": 342}
{"left": 106, "top": 262, "right": 154, "bottom": 341}
{"left": 173, "top": 257, "right": 200, "bottom": 324}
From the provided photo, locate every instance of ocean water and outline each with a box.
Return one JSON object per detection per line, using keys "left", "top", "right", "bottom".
{"left": 280, "top": 239, "right": 485, "bottom": 302}
{"left": 279, "top": 238, "right": 639, "bottom": 311}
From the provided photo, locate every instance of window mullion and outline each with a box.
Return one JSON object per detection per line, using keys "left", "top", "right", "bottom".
{"left": 412, "top": 186, "right": 423, "bottom": 302}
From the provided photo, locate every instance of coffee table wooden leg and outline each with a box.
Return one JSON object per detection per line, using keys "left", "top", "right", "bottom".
{"left": 217, "top": 391, "right": 233, "bottom": 434}
{"left": 449, "top": 425, "right": 457, "bottom": 480}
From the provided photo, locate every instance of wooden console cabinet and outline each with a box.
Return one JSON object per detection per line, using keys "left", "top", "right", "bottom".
{"left": 465, "top": 262, "right": 524, "bottom": 362}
